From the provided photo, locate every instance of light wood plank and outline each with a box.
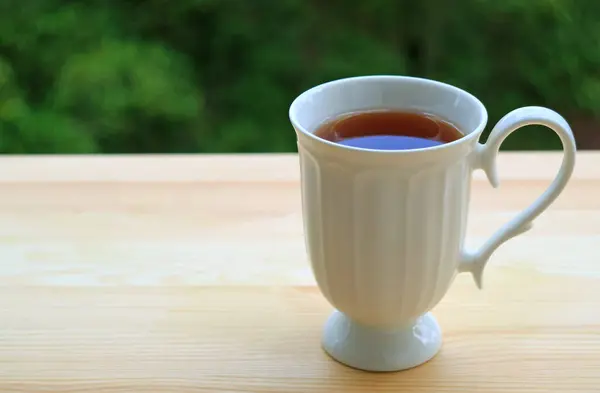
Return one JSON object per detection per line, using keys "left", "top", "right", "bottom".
{"left": 0, "top": 151, "right": 598, "bottom": 183}
{"left": 0, "top": 273, "right": 598, "bottom": 392}
{"left": 0, "top": 153, "right": 598, "bottom": 392}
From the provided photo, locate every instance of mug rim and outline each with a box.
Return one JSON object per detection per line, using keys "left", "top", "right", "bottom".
{"left": 289, "top": 75, "right": 488, "bottom": 155}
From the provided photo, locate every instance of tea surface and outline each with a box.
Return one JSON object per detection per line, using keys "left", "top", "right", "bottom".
{"left": 314, "top": 110, "right": 463, "bottom": 150}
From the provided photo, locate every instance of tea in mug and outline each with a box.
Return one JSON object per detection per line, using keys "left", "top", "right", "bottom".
{"left": 314, "top": 110, "right": 464, "bottom": 150}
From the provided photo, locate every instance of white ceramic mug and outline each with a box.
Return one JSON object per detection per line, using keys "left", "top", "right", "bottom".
{"left": 289, "top": 76, "right": 576, "bottom": 372}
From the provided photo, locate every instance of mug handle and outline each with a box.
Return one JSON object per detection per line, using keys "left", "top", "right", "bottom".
{"left": 458, "top": 106, "right": 577, "bottom": 289}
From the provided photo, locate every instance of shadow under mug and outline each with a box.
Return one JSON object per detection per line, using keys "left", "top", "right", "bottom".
{"left": 289, "top": 75, "right": 576, "bottom": 372}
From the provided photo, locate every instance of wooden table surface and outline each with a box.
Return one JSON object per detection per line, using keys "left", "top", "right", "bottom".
{"left": 0, "top": 153, "right": 598, "bottom": 392}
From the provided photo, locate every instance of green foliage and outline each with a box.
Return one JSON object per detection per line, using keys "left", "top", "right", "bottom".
{"left": 52, "top": 39, "right": 204, "bottom": 152}
{"left": 0, "top": 0, "right": 599, "bottom": 153}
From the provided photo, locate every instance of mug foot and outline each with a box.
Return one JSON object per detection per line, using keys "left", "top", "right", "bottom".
{"left": 321, "top": 310, "right": 442, "bottom": 372}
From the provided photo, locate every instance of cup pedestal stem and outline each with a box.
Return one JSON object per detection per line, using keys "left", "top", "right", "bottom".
{"left": 321, "top": 310, "right": 442, "bottom": 372}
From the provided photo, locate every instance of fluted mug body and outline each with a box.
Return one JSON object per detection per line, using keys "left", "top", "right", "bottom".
{"left": 290, "top": 76, "right": 576, "bottom": 371}
{"left": 298, "top": 143, "right": 473, "bottom": 327}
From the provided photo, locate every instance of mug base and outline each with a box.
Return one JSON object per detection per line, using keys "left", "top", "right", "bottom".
{"left": 321, "top": 310, "right": 442, "bottom": 372}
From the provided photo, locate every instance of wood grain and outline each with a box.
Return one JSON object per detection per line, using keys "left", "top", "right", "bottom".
{"left": 0, "top": 153, "right": 598, "bottom": 392}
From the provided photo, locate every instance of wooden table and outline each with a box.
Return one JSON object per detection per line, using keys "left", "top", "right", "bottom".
{"left": 0, "top": 153, "right": 598, "bottom": 392}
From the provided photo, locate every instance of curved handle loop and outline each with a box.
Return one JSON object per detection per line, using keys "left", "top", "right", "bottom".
{"left": 459, "top": 106, "right": 577, "bottom": 289}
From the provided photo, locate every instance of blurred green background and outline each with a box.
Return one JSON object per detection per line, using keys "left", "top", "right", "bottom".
{"left": 1, "top": 0, "right": 598, "bottom": 154}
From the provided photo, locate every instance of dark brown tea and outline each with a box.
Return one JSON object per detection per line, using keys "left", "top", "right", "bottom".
{"left": 314, "top": 110, "right": 464, "bottom": 150}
